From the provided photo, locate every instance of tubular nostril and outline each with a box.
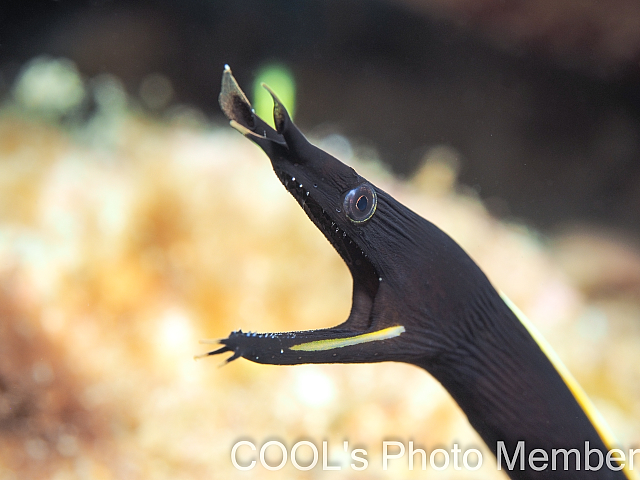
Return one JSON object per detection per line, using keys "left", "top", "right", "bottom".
{"left": 262, "top": 83, "right": 289, "bottom": 134}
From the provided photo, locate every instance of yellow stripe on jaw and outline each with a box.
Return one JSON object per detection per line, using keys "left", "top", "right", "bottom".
{"left": 289, "top": 325, "right": 406, "bottom": 352}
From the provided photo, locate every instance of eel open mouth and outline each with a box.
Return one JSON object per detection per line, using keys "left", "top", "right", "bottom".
{"left": 196, "top": 67, "right": 403, "bottom": 365}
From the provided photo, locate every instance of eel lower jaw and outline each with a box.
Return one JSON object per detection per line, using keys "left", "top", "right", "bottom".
{"left": 200, "top": 167, "right": 387, "bottom": 365}
{"left": 197, "top": 324, "right": 406, "bottom": 365}
{"left": 197, "top": 274, "right": 386, "bottom": 365}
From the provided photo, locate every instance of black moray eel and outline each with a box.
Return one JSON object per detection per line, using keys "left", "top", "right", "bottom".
{"left": 204, "top": 66, "right": 628, "bottom": 480}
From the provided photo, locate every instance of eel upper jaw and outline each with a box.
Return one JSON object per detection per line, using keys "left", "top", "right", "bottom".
{"left": 271, "top": 161, "right": 381, "bottom": 326}
{"left": 219, "top": 65, "right": 382, "bottom": 324}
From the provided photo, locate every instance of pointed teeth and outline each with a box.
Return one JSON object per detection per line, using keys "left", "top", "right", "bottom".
{"left": 262, "top": 83, "right": 289, "bottom": 134}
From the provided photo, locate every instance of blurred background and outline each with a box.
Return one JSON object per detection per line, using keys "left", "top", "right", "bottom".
{"left": 1, "top": 0, "right": 639, "bottom": 478}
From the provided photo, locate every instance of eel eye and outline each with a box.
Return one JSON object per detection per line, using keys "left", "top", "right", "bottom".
{"left": 343, "top": 183, "right": 377, "bottom": 223}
